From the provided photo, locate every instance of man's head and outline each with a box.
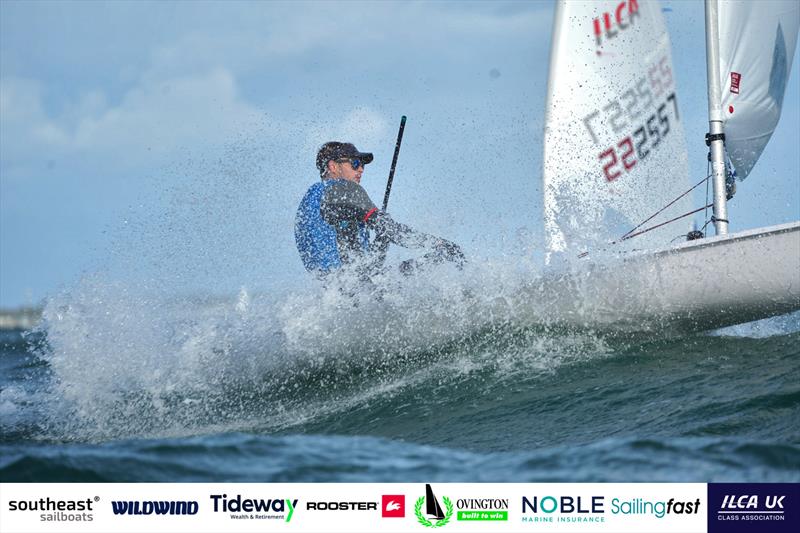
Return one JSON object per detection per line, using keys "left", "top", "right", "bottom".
{"left": 316, "top": 142, "right": 373, "bottom": 183}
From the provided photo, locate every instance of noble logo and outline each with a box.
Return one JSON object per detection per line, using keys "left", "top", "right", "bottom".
{"left": 382, "top": 495, "right": 405, "bottom": 518}
{"left": 415, "top": 484, "right": 453, "bottom": 528}
{"left": 7, "top": 496, "right": 99, "bottom": 523}
{"left": 521, "top": 494, "right": 700, "bottom": 524}
{"left": 522, "top": 495, "right": 606, "bottom": 524}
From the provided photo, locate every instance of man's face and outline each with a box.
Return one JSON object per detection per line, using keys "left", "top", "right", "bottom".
{"left": 328, "top": 159, "right": 364, "bottom": 184}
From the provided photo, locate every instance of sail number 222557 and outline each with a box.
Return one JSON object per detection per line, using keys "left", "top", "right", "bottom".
{"left": 581, "top": 54, "right": 678, "bottom": 182}
{"left": 598, "top": 93, "right": 679, "bottom": 182}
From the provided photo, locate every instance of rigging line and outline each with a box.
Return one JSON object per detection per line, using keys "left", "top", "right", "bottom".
{"left": 620, "top": 203, "right": 714, "bottom": 242}
{"left": 704, "top": 158, "right": 711, "bottom": 228}
{"left": 578, "top": 203, "right": 714, "bottom": 259}
{"left": 619, "top": 175, "right": 711, "bottom": 241}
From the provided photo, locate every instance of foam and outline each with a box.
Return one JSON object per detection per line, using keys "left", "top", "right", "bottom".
{"left": 34, "top": 254, "right": 617, "bottom": 442}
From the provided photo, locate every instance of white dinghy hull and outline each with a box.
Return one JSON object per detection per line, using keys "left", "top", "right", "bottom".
{"left": 531, "top": 221, "right": 800, "bottom": 333}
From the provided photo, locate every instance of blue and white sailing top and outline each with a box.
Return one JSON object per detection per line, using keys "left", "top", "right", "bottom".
{"left": 294, "top": 178, "right": 450, "bottom": 274}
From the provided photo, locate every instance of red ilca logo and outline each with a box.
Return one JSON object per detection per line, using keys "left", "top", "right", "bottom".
{"left": 594, "top": 0, "right": 641, "bottom": 47}
{"left": 382, "top": 495, "right": 405, "bottom": 518}
{"left": 730, "top": 72, "right": 741, "bottom": 94}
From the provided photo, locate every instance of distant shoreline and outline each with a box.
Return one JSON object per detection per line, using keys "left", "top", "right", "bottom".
{"left": 0, "top": 307, "right": 42, "bottom": 331}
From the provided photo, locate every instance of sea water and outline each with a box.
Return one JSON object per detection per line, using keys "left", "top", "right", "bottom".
{"left": 1, "top": 263, "right": 798, "bottom": 482}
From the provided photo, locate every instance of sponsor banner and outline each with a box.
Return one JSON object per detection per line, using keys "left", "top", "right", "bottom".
{"left": 708, "top": 483, "right": 798, "bottom": 533}
{"left": 0, "top": 482, "right": 706, "bottom": 532}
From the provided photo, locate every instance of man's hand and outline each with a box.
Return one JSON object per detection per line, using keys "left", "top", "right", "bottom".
{"left": 398, "top": 239, "right": 466, "bottom": 276}
{"left": 433, "top": 238, "right": 466, "bottom": 268}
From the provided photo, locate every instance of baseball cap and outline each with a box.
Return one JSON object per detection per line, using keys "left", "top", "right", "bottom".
{"left": 316, "top": 142, "right": 374, "bottom": 173}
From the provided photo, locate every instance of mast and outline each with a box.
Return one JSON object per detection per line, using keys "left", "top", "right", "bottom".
{"left": 705, "top": 0, "right": 729, "bottom": 235}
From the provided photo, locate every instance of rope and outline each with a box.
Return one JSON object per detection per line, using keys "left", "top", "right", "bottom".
{"left": 619, "top": 203, "right": 714, "bottom": 242}
{"left": 577, "top": 166, "right": 716, "bottom": 259}
{"left": 578, "top": 200, "right": 714, "bottom": 259}
{"left": 704, "top": 158, "right": 711, "bottom": 229}
{"left": 619, "top": 175, "right": 711, "bottom": 241}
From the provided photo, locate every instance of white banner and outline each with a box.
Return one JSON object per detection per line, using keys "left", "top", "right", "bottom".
{"left": 0, "top": 483, "right": 707, "bottom": 533}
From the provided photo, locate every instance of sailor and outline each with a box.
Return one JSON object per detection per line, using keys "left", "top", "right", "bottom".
{"left": 294, "top": 141, "right": 464, "bottom": 279}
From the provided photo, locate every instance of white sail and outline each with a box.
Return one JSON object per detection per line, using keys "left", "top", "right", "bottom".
{"left": 716, "top": 0, "right": 800, "bottom": 179}
{"left": 543, "top": 0, "right": 691, "bottom": 253}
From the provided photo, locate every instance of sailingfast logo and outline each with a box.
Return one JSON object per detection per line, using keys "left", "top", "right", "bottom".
{"left": 111, "top": 500, "right": 199, "bottom": 515}
{"left": 593, "top": 0, "right": 641, "bottom": 49}
{"left": 209, "top": 494, "right": 297, "bottom": 522}
{"left": 415, "top": 484, "right": 454, "bottom": 528}
{"left": 610, "top": 497, "right": 700, "bottom": 518}
{"left": 7, "top": 496, "right": 98, "bottom": 522}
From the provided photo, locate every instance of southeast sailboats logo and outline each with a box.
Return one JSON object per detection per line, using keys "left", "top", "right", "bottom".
{"left": 415, "top": 484, "right": 453, "bottom": 528}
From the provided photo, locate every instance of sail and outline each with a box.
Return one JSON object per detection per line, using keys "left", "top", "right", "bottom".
{"left": 543, "top": 0, "right": 691, "bottom": 253}
{"left": 715, "top": 0, "right": 800, "bottom": 179}
{"left": 425, "top": 484, "right": 445, "bottom": 519}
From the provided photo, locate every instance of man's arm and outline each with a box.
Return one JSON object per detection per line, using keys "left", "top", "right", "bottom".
{"left": 321, "top": 180, "right": 464, "bottom": 261}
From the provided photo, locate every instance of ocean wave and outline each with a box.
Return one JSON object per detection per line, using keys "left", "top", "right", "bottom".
{"left": 3, "top": 433, "right": 798, "bottom": 483}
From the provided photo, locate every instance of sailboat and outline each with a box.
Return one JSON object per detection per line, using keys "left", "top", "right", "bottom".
{"left": 537, "top": 0, "right": 800, "bottom": 332}
{"left": 425, "top": 484, "right": 446, "bottom": 520}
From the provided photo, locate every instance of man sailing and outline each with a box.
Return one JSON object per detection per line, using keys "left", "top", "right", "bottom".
{"left": 295, "top": 141, "right": 464, "bottom": 280}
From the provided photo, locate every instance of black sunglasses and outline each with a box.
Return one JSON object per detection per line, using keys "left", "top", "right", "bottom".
{"left": 336, "top": 158, "right": 362, "bottom": 170}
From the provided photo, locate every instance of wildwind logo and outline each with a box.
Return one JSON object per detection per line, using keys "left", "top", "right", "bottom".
{"left": 415, "top": 484, "right": 454, "bottom": 528}
{"left": 111, "top": 500, "right": 198, "bottom": 516}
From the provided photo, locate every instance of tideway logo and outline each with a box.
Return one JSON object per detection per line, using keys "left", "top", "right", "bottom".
{"left": 7, "top": 496, "right": 98, "bottom": 523}
{"left": 415, "top": 484, "right": 454, "bottom": 528}
{"left": 210, "top": 494, "right": 297, "bottom": 522}
{"left": 111, "top": 500, "right": 199, "bottom": 516}
{"left": 455, "top": 496, "right": 509, "bottom": 522}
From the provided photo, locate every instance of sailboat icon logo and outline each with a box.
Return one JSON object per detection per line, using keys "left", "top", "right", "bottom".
{"left": 414, "top": 484, "right": 454, "bottom": 528}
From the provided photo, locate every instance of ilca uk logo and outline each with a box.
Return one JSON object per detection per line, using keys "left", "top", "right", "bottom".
{"left": 415, "top": 484, "right": 454, "bottom": 528}
{"left": 708, "top": 482, "right": 798, "bottom": 533}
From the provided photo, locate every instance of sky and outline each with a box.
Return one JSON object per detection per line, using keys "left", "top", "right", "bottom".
{"left": 1, "top": 0, "right": 798, "bottom": 308}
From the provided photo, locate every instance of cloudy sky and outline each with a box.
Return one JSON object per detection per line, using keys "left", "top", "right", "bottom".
{"left": 1, "top": 0, "right": 798, "bottom": 307}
